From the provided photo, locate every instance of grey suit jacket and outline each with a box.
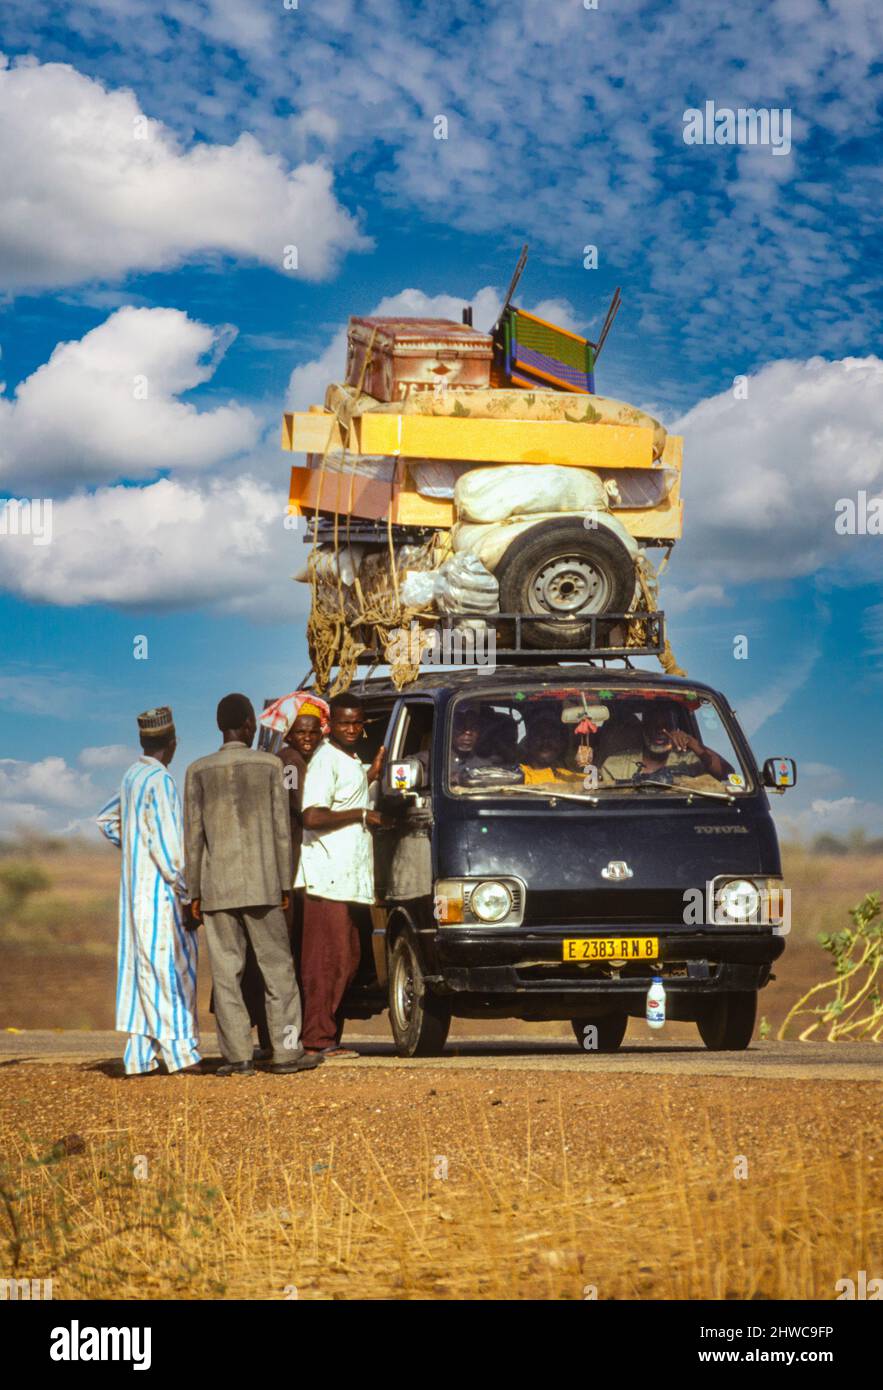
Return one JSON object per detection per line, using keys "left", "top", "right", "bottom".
{"left": 184, "top": 742, "right": 293, "bottom": 912}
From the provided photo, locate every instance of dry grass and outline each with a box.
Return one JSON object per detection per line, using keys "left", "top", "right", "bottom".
{"left": 3, "top": 1084, "right": 880, "bottom": 1300}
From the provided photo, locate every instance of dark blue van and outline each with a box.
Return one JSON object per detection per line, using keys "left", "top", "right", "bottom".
{"left": 330, "top": 662, "right": 795, "bottom": 1056}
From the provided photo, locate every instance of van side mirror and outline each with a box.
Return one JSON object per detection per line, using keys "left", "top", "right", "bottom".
{"left": 383, "top": 756, "right": 425, "bottom": 797}
{"left": 763, "top": 757, "right": 796, "bottom": 791}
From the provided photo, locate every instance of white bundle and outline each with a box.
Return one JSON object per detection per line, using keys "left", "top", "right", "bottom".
{"left": 455, "top": 464, "right": 609, "bottom": 524}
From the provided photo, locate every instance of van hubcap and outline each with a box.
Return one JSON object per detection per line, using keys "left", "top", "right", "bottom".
{"left": 529, "top": 555, "right": 610, "bottom": 615}
{"left": 393, "top": 951, "right": 415, "bottom": 1026}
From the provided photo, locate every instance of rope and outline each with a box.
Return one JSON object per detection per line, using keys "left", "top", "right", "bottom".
{"left": 305, "top": 332, "right": 432, "bottom": 693}
{"left": 629, "top": 554, "right": 686, "bottom": 676}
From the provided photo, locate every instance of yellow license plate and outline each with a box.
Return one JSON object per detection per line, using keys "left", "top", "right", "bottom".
{"left": 563, "top": 937, "right": 659, "bottom": 962}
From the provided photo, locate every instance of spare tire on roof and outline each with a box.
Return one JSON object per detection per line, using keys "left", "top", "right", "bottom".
{"left": 492, "top": 518, "right": 635, "bottom": 649}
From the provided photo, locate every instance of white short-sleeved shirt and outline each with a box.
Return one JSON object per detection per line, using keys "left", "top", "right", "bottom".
{"left": 294, "top": 740, "right": 374, "bottom": 903}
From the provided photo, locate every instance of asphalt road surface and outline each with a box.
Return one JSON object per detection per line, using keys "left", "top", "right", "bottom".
{"left": 2, "top": 1030, "right": 881, "bottom": 1081}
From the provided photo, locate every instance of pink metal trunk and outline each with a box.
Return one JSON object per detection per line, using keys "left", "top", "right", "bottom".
{"left": 346, "top": 316, "right": 493, "bottom": 402}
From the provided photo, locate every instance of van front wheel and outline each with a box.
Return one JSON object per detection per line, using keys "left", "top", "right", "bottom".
{"left": 697, "top": 991, "right": 757, "bottom": 1050}
{"left": 388, "top": 934, "right": 451, "bottom": 1058}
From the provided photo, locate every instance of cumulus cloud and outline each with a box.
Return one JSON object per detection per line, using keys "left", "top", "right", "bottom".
{"left": 0, "top": 54, "right": 368, "bottom": 290}
{"left": 0, "top": 306, "right": 260, "bottom": 489}
{"left": 0, "top": 755, "right": 95, "bottom": 812}
{"left": 0, "top": 747, "right": 138, "bottom": 834}
{"left": 670, "top": 356, "right": 883, "bottom": 584}
{"left": 78, "top": 744, "right": 133, "bottom": 769}
{"left": 0, "top": 475, "right": 299, "bottom": 613}
{"left": 3, "top": 5, "right": 880, "bottom": 358}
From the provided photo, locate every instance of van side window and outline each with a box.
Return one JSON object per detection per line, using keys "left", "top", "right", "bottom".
{"left": 362, "top": 703, "right": 396, "bottom": 766}
{"left": 397, "top": 702, "right": 435, "bottom": 784}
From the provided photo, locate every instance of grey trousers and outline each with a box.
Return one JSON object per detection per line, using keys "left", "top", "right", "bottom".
{"left": 204, "top": 905, "right": 303, "bottom": 1064}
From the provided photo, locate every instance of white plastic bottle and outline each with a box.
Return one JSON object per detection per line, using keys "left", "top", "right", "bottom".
{"left": 646, "top": 975, "right": 666, "bottom": 1030}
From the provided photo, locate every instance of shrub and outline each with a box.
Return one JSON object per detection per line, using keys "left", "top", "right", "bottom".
{"left": 0, "top": 862, "right": 52, "bottom": 914}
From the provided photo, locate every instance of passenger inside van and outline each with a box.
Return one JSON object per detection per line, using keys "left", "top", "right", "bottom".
{"left": 518, "top": 713, "right": 584, "bottom": 786}
{"left": 599, "top": 700, "right": 731, "bottom": 785}
{"left": 450, "top": 707, "right": 499, "bottom": 784}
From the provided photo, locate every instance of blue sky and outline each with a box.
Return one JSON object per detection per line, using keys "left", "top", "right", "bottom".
{"left": 0, "top": 0, "right": 881, "bottom": 839}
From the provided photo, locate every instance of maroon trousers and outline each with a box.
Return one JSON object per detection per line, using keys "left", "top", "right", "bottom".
{"left": 300, "top": 894, "right": 361, "bottom": 1051}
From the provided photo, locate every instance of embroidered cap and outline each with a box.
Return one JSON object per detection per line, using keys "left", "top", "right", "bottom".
{"left": 137, "top": 706, "right": 175, "bottom": 738}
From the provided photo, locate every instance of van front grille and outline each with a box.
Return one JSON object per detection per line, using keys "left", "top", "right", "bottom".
{"left": 525, "top": 889, "right": 689, "bottom": 928}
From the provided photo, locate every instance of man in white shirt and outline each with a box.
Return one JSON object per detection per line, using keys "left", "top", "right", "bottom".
{"left": 296, "top": 694, "right": 387, "bottom": 1056}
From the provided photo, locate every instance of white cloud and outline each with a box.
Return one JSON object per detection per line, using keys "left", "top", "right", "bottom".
{"left": 0, "top": 474, "right": 299, "bottom": 612}
{"left": 0, "top": 748, "right": 138, "bottom": 834}
{"left": 3, "top": 5, "right": 880, "bottom": 358}
{"left": 670, "top": 356, "right": 883, "bottom": 584}
{"left": 0, "top": 755, "right": 95, "bottom": 811}
{"left": 0, "top": 54, "right": 368, "bottom": 290}
{"left": 78, "top": 744, "right": 133, "bottom": 769}
{"left": 0, "top": 306, "right": 260, "bottom": 488}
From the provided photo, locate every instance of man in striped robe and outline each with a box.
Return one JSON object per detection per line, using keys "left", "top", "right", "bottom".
{"left": 96, "top": 706, "right": 201, "bottom": 1076}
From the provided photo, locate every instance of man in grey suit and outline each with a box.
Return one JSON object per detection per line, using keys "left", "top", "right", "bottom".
{"left": 184, "top": 693, "right": 322, "bottom": 1077}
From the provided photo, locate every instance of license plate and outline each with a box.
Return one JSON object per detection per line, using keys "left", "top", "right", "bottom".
{"left": 563, "top": 936, "right": 659, "bottom": 962}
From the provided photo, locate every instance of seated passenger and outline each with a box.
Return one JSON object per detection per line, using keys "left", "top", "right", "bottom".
{"left": 450, "top": 708, "right": 499, "bottom": 783}
{"left": 599, "top": 702, "right": 731, "bottom": 785}
{"left": 477, "top": 709, "right": 519, "bottom": 764}
{"left": 518, "top": 716, "right": 584, "bottom": 786}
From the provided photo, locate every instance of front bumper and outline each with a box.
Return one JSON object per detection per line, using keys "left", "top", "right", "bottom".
{"left": 429, "top": 925, "right": 785, "bottom": 999}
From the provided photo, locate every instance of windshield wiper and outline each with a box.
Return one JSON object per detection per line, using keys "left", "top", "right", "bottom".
{"left": 499, "top": 785, "right": 600, "bottom": 807}
{"left": 626, "top": 779, "right": 736, "bottom": 803}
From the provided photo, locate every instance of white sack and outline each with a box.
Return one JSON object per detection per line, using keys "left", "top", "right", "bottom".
{"left": 455, "top": 464, "right": 609, "bottom": 524}
{"left": 434, "top": 553, "right": 499, "bottom": 615}
{"left": 400, "top": 570, "right": 437, "bottom": 608}
{"left": 292, "top": 543, "right": 364, "bottom": 586}
{"left": 451, "top": 511, "right": 639, "bottom": 573}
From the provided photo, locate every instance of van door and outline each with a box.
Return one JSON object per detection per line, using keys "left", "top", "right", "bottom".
{"left": 375, "top": 696, "right": 435, "bottom": 904}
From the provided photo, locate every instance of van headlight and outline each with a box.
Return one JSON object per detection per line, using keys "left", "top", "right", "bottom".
{"left": 471, "top": 881, "right": 513, "bottom": 923}
{"left": 434, "top": 878, "right": 525, "bottom": 927}
{"left": 717, "top": 879, "right": 761, "bottom": 922}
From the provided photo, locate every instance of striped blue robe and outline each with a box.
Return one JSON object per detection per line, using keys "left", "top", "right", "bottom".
{"left": 97, "top": 757, "right": 200, "bottom": 1074}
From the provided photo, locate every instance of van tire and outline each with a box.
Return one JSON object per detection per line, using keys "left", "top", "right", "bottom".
{"left": 570, "top": 1011, "right": 628, "bottom": 1052}
{"left": 493, "top": 520, "right": 635, "bottom": 649}
{"left": 388, "top": 934, "right": 451, "bottom": 1057}
{"left": 697, "top": 991, "right": 757, "bottom": 1050}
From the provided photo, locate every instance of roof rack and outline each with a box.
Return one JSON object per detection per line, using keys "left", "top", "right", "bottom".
{"left": 354, "top": 610, "right": 666, "bottom": 666}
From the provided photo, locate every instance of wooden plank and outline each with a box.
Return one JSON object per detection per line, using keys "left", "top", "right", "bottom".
{"left": 289, "top": 465, "right": 683, "bottom": 539}
{"left": 282, "top": 410, "right": 658, "bottom": 468}
{"left": 660, "top": 434, "right": 683, "bottom": 470}
{"left": 617, "top": 493, "right": 683, "bottom": 540}
{"left": 288, "top": 466, "right": 454, "bottom": 527}
{"left": 359, "top": 415, "right": 656, "bottom": 468}
{"left": 283, "top": 411, "right": 347, "bottom": 454}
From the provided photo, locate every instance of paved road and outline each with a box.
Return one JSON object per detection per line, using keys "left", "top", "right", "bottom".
{"left": 2, "top": 1030, "right": 881, "bottom": 1080}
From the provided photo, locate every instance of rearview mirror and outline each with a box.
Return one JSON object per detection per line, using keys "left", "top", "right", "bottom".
{"left": 383, "top": 756, "right": 424, "bottom": 796}
{"left": 763, "top": 757, "right": 796, "bottom": 791}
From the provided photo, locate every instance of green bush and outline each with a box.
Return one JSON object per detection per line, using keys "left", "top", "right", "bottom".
{"left": 0, "top": 861, "right": 52, "bottom": 913}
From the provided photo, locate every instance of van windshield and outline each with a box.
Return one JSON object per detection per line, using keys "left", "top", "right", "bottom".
{"left": 447, "top": 686, "right": 751, "bottom": 798}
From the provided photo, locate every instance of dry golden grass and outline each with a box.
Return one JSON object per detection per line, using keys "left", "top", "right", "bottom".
{"left": 3, "top": 1085, "right": 880, "bottom": 1301}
